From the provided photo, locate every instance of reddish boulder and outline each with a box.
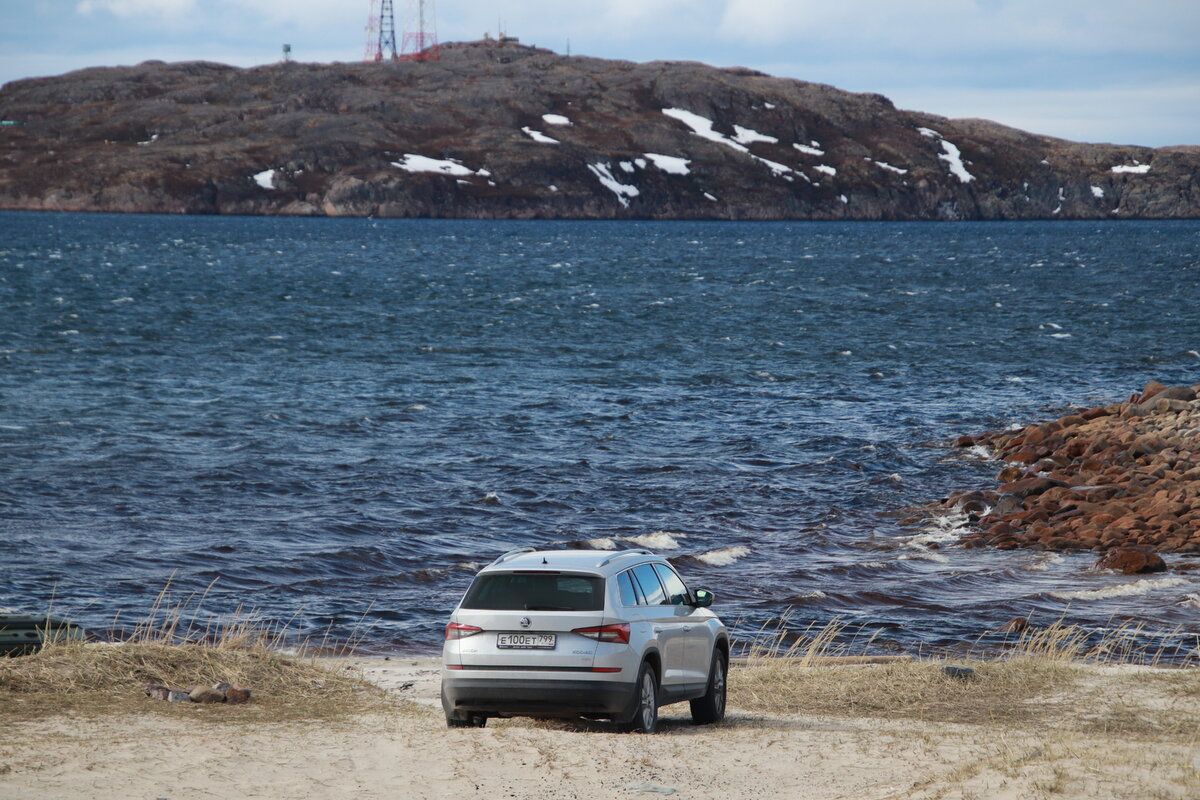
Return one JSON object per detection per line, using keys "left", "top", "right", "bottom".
{"left": 1095, "top": 546, "right": 1167, "bottom": 574}
{"left": 1137, "top": 381, "right": 1168, "bottom": 404}
{"left": 1006, "top": 448, "right": 1042, "bottom": 465}
{"left": 1001, "top": 476, "right": 1066, "bottom": 499}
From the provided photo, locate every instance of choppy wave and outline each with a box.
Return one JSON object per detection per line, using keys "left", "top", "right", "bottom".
{"left": 578, "top": 532, "right": 683, "bottom": 551}
{"left": 621, "top": 532, "right": 683, "bottom": 550}
{"left": 1049, "top": 578, "right": 1191, "bottom": 602}
{"left": 1021, "top": 553, "right": 1064, "bottom": 572}
{"left": 692, "top": 546, "right": 751, "bottom": 566}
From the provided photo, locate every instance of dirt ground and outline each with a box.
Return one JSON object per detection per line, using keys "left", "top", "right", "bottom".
{"left": 1, "top": 658, "right": 1196, "bottom": 800}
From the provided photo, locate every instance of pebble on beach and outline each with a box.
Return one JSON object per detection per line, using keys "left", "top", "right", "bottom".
{"left": 941, "top": 381, "right": 1200, "bottom": 559}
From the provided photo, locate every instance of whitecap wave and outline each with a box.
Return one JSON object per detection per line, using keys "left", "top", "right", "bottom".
{"left": 1181, "top": 593, "right": 1200, "bottom": 609}
{"left": 898, "top": 550, "right": 949, "bottom": 564}
{"left": 694, "top": 546, "right": 750, "bottom": 566}
{"left": 1049, "top": 578, "right": 1190, "bottom": 602}
{"left": 584, "top": 537, "right": 618, "bottom": 550}
{"left": 620, "top": 532, "right": 682, "bottom": 550}
{"left": 961, "top": 445, "right": 992, "bottom": 461}
{"left": 1021, "top": 553, "right": 1064, "bottom": 572}
{"left": 785, "top": 590, "right": 827, "bottom": 601}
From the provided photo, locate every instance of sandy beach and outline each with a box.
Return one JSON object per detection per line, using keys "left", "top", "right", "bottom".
{"left": 2, "top": 656, "right": 1197, "bottom": 800}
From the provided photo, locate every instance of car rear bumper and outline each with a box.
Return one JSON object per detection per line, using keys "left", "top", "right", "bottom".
{"left": 442, "top": 676, "right": 637, "bottom": 720}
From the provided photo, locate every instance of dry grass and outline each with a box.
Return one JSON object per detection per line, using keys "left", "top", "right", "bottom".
{"left": 0, "top": 639, "right": 394, "bottom": 724}
{"left": 732, "top": 656, "right": 1076, "bottom": 727}
{"left": 730, "top": 616, "right": 1200, "bottom": 737}
{"left": 0, "top": 584, "right": 396, "bottom": 725}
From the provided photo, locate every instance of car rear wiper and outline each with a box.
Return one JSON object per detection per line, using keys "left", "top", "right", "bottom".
{"left": 524, "top": 604, "right": 575, "bottom": 611}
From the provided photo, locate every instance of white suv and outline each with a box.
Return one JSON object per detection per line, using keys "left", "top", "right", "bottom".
{"left": 441, "top": 547, "right": 728, "bottom": 732}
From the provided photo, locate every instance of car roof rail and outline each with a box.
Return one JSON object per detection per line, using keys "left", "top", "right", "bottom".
{"left": 490, "top": 546, "right": 537, "bottom": 566}
{"left": 597, "top": 548, "right": 654, "bottom": 568}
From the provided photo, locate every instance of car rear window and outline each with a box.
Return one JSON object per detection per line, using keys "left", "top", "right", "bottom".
{"left": 461, "top": 573, "right": 604, "bottom": 611}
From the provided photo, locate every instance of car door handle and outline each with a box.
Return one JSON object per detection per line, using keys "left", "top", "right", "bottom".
{"left": 653, "top": 627, "right": 663, "bottom": 634}
{"left": 682, "top": 626, "right": 692, "bottom": 632}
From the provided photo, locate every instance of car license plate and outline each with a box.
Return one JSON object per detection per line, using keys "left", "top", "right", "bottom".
{"left": 497, "top": 633, "right": 556, "bottom": 649}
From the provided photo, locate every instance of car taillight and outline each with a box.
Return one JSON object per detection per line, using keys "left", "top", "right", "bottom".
{"left": 571, "top": 623, "right": 630, "bottom": 644}
{"left": 445, "top": 622, "right": 483, "bottom": 640}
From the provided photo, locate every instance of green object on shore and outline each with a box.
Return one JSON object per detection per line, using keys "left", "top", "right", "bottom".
{"left": 0, "top": 614, "right": 85, "bottom": 657}
{"left": 0, "top": 120, "right": 23, "bottom": 126}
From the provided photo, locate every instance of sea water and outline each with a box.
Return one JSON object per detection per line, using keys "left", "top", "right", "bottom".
{"left": 1, "top": 212, "right": 1198, "bottom": 656}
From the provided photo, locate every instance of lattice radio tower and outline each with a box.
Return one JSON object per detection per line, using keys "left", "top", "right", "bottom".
{"left": 400, "top": 0, "right": 440, "bottom": 61}
{"left": 364, "top": 0, "right": 398, "bottom": 62}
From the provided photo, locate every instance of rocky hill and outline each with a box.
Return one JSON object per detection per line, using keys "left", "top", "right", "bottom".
{"left": 1, "top": 40, "right": 1197, "bottom": 219}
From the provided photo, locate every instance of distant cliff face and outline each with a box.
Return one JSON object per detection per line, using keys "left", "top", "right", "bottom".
{"left": 1, "top": 41, "right": 1197, "bottom": 219}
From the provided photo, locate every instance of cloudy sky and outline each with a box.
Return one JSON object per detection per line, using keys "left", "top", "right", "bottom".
{"left": 2, "top": 0, "right": 1196, "bottom": 147}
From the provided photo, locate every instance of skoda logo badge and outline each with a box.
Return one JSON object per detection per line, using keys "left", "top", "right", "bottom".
{"left": 519, "top": 616, "right": 531, "bottom": 628}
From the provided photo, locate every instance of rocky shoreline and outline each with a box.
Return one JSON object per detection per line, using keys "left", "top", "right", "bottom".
{"left": 937, "top": 381, "right": 1200, "bottom": 571}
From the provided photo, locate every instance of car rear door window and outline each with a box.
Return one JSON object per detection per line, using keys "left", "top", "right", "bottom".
{"left": 652, "top": 563, "right": 691, "bottom": 605}
{"left": 631, "top": 564, "right": 667, "bottom": 606}
{"left": 461, "top": 573, "right": 604, "bottom": 611}
{"left": 615, "top": 571, "right": 638, "bottom": 607}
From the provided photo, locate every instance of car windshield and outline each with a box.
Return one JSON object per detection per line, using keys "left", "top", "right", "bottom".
{"left": 460, "top": 573, "right": 604, "bottom": 611}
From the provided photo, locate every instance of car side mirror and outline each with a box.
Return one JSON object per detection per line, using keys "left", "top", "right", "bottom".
{"left": 692, "top": 589, "right": 714, "bottom": 608}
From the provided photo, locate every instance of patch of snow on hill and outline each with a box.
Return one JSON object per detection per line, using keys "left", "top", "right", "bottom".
{"left": 542, "top": 114, "right": 572, "bottom": 126}
{"left": 1111, "top": 162, "right": 1150, "bottom": 174}
{"left": 793, "top": 143, "right": 824, "bottom": 156}
{"left": 644, "top": 153, "right": 691, "bottom": 175}
{"left": 733, "top": 125, "right": 778, "bottom": 145}
{"left": 521, "top": 127, "right": 558, "bottom": 144}
{"left": 253, "top": 169, "right": 276, "bottom": 190}
{"left": 662, "top": 108, "right": 749, "bottom": 153}
{"left": 871, "top": 159, "right": 908, "bottom": 175}
{"left": 392, "top": 154, "right": 483, "bottom": 177}
{"left": 814, "top": 164, "right": 836, "bottom": 176}
{"left": 587, "top": 162, "right": 639, "bottom": 207}
{"left": 664, "top": 107, "right": 811, "bottom": 181}
{"left": 1091, "top": 185, "right": 1105, "bottom": 198}
{"left": 937, "top": 139, "right": 975, "bottom": 183}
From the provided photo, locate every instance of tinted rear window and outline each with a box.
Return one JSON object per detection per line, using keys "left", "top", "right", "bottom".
{"left": 616, "top": 572, "right": 639, "bottom": 607}
{"left": 461, "top": 573, "right": 604, "bottom": 611}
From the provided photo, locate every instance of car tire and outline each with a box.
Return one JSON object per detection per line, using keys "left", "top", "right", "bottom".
{"left": 442, "top": 686, "right": 486, "bottom": 728}
{"left": 689, "top": 649, "right": 727, "bottom": 725}
{"left": 617, "top": 661, "right": 659, "bottom": 733}
{"left": 446, "top": 713, "right": 487, "bottom": 728}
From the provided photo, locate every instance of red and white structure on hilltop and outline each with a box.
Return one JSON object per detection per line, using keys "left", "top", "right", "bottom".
{"left": 365, "top": 0, "right": 439, "bottom": 62}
